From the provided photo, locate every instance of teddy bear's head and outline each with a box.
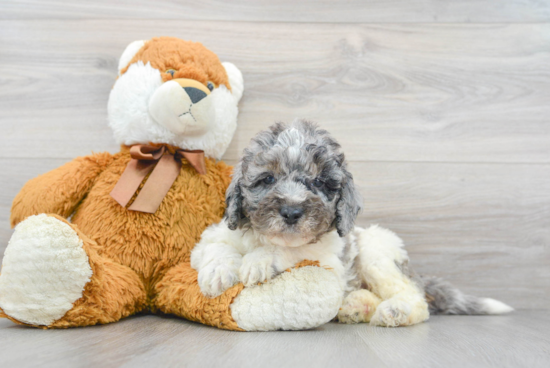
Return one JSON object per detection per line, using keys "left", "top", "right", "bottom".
{"left": 108, "top": 37, "right": 243, "bottom": 159}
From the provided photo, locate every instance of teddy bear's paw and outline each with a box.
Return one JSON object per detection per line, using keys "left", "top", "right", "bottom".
{"left": 370, "top": 299, "right": 412, "bottom": 327}
{"left": 230, "top": 266, "right": 343, "bottom": 331}
{"left": 198, "top": 261, "right": 240, "bottom": 298}
{"left": 239, "top": 252, "right": 275, "bottom": 287}
{"left": 338, "top": 289, "right": 381, "bottom": 324}
{"left": 0, "top": 214, "right": 93, "bottom": 326}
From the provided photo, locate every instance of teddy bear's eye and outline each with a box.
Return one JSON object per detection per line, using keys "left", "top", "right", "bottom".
{"left": 165, "top": 69, "right": 176, "bottom": 77}
{"left": 207, "top": 81, "right": 214, "bottom": 91}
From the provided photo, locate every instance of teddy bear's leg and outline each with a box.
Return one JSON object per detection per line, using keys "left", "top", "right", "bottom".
{"left": 0, "top": 214, "right": 146, "bottom": 328}
{"left": 153, "top": 261, "right": 245, "bottom": 330}
{"left": 154, "top": 261, "right": 343, "bottom": 331}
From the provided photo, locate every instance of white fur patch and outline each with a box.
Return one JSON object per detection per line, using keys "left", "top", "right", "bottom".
{"left": 118, "top": 40, "right": 146, "bottom": 75}
{"left": 355, "top": 225, "right": 430, "bottom": 326}
{"left": 230, "top": 266, "right": 342, "bottom": 331}
{"left": 192, "top": 221, "right": 349, "bottom": 293}
{"left": 276, "top": 128, "right": 305, "bottom": 149}
{"left": 481, "top": 298, "right": 514, "bottom": 314}
{"left": 0, "top": 215, "right": 93, "bottom": 326}
{"left": 222, "top": 62, "right": 244, "bottom": 103}
{"left": 267, "top": 233, "right": 313, "bottom": 248}
{"left": 108, "top": 61, "right": 239, "bottom": 159}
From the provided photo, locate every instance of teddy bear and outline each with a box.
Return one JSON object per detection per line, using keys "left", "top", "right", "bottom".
{"left": 0, "top": 37, "right": 342, "bottom": 331}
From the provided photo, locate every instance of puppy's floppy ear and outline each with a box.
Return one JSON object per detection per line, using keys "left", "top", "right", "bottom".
{"left": 335, "top": 168, "right": 363, "bottom": 237}
{"left": 224, "top": 162, "right": 244, "bottom": 230}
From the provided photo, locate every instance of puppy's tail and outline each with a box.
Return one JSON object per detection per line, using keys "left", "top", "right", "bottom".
{"left": 421, "top": 276, "right": 514, "bottom": 315}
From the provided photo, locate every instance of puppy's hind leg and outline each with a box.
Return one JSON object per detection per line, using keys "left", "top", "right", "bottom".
{"left": 338, "top": 289, "right": 382, "bottom": 324}
{"left": 354, "top": 225, "right": 429, "bottom": 327}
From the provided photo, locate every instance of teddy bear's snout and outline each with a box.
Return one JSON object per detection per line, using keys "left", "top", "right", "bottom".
{"left": 148, "top": 78, "right": 214, "bottom": 137}
{"left": 172, "top": 78, "right": 211, "bottom": 103}
{"left": 182, "top": 87, "right": 207, "bottom": 104}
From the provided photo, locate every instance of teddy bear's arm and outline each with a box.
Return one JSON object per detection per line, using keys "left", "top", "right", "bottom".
{"left": 10, "top": 152, "right": 114, "bottom": 227}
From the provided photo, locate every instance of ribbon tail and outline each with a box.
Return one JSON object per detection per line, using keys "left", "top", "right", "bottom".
{"left": 128, "top": 154, "right": 182, "bottom": 213}
{"left": 182, "top": 151, "right": 207, "bottom": 175}
{"left": 110, "top": 159, "right": 156, "bottom": 207}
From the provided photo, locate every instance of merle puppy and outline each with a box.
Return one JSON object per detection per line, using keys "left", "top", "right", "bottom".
{"left": 191, "top": 120, "right": 513, "bottom": 326}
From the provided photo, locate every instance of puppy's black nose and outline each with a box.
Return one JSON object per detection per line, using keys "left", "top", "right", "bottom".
{"left": 279, "top": 206, "right": 304, "bottom": 225}
{"left": 183, "top": 87, "right": 207, "bottom": 104}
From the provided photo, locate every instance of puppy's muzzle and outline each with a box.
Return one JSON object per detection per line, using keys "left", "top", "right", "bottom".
{"left": 279, "top": 205, "right": 304, "bottom": 225}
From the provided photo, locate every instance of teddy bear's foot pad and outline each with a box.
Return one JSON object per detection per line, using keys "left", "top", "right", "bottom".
{"left": 0, "top": 214, "right": 93, "bottom": 326}
{"left": 230, "top": 266, "right": 342, "bottom": 331}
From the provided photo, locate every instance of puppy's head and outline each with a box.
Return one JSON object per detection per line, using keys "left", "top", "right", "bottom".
{"left": 225, "top": 120, "right": 362, "bottom": 247}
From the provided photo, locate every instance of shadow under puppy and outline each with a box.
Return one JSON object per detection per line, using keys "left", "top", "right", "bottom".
{"left": 191, "top": 120, "right": 513, "bottom": 327}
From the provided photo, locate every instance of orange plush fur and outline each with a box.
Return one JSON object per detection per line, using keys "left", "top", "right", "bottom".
{"left": 121, "top": 37, "right": 230, "bottom": 88}
{"left": 7, "top": 148, "right": 242, "bottom": 329}
{"left": 2, "top": 39, "right": 245, "bottom": 329}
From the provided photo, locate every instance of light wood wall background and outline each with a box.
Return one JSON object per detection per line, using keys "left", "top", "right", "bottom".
{"left": 0, "top": 1, "right": 549, "bottom": 309}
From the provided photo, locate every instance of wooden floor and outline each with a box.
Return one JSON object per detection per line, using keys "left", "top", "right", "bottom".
{"left": 1, "top": 311, "right": 549, "bottom": 368}
{"left": 0, "top": 0, "right": 549, "bottom": 367}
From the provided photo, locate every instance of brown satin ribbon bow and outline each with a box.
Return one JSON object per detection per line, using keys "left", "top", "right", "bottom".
{"left": 110, "top": 144, "right": 206, "bottom": 214}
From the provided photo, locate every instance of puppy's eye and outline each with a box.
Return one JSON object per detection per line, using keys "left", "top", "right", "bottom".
{"left": 166, "top": 69, "right": 176, "bottom": 77}
{"left": 263, "top": 175, "right": 276, "bottom": 185}
{"left": 312, "top": 178, "right": 324, "bottom": 188}
{"left": 207, "top": 81, "right": 214, "bottom": 91}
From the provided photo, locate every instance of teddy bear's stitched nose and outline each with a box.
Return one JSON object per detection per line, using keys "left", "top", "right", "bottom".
{"left": 183, "top": 87, "right": 207, "bottom": 104}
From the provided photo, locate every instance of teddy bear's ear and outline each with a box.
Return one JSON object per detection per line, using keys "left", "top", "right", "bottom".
{"left": 222, "top": 62, "right": 244, "bottom": 103}
{"left": 118, "top": 40, "right": 147, "bottom": 75}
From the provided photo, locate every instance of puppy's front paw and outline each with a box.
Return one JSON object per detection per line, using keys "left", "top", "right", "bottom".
{"left": 370, "top": 299, "right": 412, "bottom": 327}
{"left": 198, "top": 261, "right": 240, "bottom": 298}
{"left": 239, "top": 253, "right": 275, "bottom": 287}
